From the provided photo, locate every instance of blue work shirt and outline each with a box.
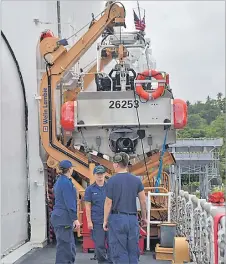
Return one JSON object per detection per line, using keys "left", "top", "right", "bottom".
{"left": 84, "top": 182, "right": 107, "bottom": 224}
{"left": 106, "top": 173, "right": 144, "bottom": 214}
{"left": 51, "top": 175, "right": 77, "bottom": 227}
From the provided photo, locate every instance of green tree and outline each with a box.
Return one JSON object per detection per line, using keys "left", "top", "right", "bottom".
{"left": 205, "top": 114, "right": 225, "bottom": 138}
{"left": 217, "top": 92, "right": 224, "bottom": 111}
{"left": 186, "top": 100, "right": 191, "bottom": 107}
{"left": 188, "top": 114, "right": 207, "bottom": 129}
{"left": 217, "top": 92, "right": 223, "bottom": 101}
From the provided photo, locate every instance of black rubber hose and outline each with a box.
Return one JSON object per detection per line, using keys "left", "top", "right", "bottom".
{"left": 1, "top": 31, "right": 28, "bottom": 131}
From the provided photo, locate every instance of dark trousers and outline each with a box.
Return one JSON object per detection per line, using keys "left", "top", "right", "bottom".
{"left": 108, "top": 214, "right": 140, "bottom": 264}
{"left": 54, "top": 226, "right": 76, "bottom": 264}
{"left": 92, "top": 223, "right": 112, "bottom": 263}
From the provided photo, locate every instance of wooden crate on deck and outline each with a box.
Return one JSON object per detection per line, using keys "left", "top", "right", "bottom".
{"left": 155, "top": 243, "right": 173, "bottom": 261}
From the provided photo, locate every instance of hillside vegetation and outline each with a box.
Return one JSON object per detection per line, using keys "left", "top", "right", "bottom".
{"left": 177, "top": 93, "right": 226, "bottom": 180}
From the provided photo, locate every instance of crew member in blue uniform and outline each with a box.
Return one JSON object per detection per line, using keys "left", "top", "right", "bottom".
{"left": 103, "top": 152, "right": 147, "bottom": 264}
{"left": 51, "top": 160, "right": 80, "bottom": 264}
{"left": 84, "top": 165, "right": 112, "bottom": 264}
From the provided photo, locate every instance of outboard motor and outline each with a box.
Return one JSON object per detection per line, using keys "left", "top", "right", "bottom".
{"left": 109, "top": 128, "right": 139, "bottom": 153}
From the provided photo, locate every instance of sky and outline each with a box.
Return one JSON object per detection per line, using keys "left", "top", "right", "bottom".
{"left": 121, "top": 1, "right": 225, "bottom": 102}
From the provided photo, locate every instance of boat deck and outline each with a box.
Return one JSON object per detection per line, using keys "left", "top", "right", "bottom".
{"left": 14, "top": 244, "right": 170, "bottom": 264}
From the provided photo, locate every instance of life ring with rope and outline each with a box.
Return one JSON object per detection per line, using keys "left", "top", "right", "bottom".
{"left": 135, "top": 69, "right": 169, "bottom": 100}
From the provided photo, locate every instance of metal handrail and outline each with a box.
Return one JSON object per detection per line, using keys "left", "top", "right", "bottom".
{"left": 146, "top": 191, "right": 172, "bottom": 251}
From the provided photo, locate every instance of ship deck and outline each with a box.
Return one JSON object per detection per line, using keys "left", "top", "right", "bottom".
{"left": 14, "top": 244, "right": 169, "bottom": 264}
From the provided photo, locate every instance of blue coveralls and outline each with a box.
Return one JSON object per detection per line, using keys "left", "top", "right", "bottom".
{"left": 50, "top": 175, "right": 77, "bottom": 264}
{"left": 106, "top": 173, "right": 144, "bottom": 264}
{"left": 84, "top": 182, "right": 112, "bottom": 264}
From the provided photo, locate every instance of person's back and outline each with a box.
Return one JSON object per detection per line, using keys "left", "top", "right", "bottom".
{"left": 108, "top": 172, "right": 142, "bottom": 214}
{"left": 52, "top": 175, "right": 77, "bottom": 227}
{"left": 103, "top": 152, "right": 147, "bottom": 264}
{"left": 50, "top": 160, "right": 80, "bottom": 264}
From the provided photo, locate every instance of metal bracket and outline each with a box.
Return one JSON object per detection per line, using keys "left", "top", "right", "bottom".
{"left": 38, "top": 167, "right": 44, "bottom": 173}
{"left": 35, "top": 95, "right": 41, "bottom": 100}
{"left": 134, "top": 80, "right": 166, "bottom": 84}
{"left": 33, "top": 18, "right": 40, "bottom": 25}
{"left": 34, "top": 181, "right": 44, "bottom": 187}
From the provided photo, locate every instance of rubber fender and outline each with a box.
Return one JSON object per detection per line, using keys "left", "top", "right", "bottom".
{"left": 173, "top": 99, "right": 188, "bottom": 129}
{"left": 61, "top": 101, "right": 75, "bottom": 131}
{"left": 214, "top": 213, "right": 226, "bottom": 264}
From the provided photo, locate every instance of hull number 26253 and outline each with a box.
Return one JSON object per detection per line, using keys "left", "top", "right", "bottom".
{"left": 109, "top": 100, "right": 139, "bottom": 109}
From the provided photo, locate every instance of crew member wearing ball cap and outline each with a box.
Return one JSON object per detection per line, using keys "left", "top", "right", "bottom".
{"left": 84, "top": 165, "right": 112, "bottom": 264}
{"left": 50, "top": 160, "right": 81, "bottom": 264}
{"left": 103, "top": 152, "right": 147, "bottom": 264}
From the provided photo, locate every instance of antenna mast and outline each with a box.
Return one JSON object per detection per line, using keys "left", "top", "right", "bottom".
{"left": 137, "top": 0, "right": 142, "bottom": 20}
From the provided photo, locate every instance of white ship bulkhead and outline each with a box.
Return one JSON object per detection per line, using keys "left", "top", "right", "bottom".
{"left": 1, "top": 1, "right": 103, "bottom": 261}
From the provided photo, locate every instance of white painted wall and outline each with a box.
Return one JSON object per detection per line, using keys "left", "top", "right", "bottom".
{"left": 1, "top": 0, "right": 103, "bottom": 258}
{"left": 1, "top": 1, "right": 48, "bottom": 256}
{"left": 1, "top": 36, "right": 28, "bottom": 257}
{"left": 60, "top": 1, "right": 105, "bottom": 69}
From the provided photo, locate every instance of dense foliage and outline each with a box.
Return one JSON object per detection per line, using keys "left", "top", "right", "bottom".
{"left": 177, "top": 93, "right": 226, "bottom": 180}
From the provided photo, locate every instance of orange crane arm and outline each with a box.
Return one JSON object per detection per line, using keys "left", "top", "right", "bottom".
{"left": 63, "top": 51, "right": 113, "bottom": 102}
{"left": 83, "top": 52, "right": 113, "bottom": 90}
{"left": 38, "top": 2, "right": 126, "bottom": 185}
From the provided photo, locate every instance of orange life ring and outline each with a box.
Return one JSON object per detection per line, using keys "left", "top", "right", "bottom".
{"left": 135, "top": 69, "right": 167, "bottom": 100}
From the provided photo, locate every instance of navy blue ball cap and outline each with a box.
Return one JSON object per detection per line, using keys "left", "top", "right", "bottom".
{"left": 93, "top": 165, "right": 106, "bottom": 174}
{"left": 59, "top": 160, "right": 72, "bottom": 169}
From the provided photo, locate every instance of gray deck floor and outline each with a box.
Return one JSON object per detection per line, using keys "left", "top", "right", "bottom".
{"left": 14, "top": 244, "right": 170, "bottom": 264}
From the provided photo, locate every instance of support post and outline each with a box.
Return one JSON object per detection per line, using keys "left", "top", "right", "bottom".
{"left": 57, "top": 1, "right": 64, "bottom": 138}
{"left": 146, "top": 191, "right": 151, "bottom": 251}
{"left": 178, "top": 164, "right": 182, "bottom": 191}
{"left": 167, "top": 192, "right": 172, "bottom": 222}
